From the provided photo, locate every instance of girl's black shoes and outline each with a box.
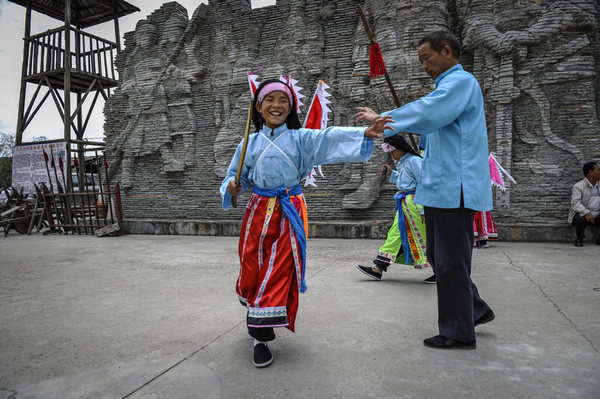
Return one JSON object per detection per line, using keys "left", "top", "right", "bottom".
{"left": 253, "top": 343, "right": 273, "bottom": 368}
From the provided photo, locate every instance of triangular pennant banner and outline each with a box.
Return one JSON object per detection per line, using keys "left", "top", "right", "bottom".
{"left": 303, "top": 80, "right": 331, "bottom": 130}
{"left": 302, "top": 80, "right": 332, "bottom": 187}
{"left": 489, "top": 153, "right": 517, "bottom": 191}
{"left": 247, "top": 72, "right": 261, "bottom": 99}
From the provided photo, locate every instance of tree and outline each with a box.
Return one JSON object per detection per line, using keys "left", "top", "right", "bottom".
{"left": 0, "top": 132, "right": 15, "bottom": 158}
{"left": 0, "top": 132, "right": 14, "bottom": 187}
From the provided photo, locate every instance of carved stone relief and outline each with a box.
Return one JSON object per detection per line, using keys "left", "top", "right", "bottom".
{"left": 104, "top": 0, "right": 599, "bottom": 227}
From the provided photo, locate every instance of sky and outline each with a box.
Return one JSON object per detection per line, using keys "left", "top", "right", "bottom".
{"left": 0, "top": 0, "right": 276, "bottom": 143}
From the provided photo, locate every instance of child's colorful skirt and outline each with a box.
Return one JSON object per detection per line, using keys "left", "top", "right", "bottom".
{"left": 236, "top": 186, "right": 308, "bottom": 333}
{"left": 375, "top": 192, "right": 431, "bottom": 270}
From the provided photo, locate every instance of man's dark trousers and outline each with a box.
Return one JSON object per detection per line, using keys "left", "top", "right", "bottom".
{"left": 425, "top": 200, "right": 491, "bottom": 342}
{"left": 572, "top": 213, "right": 600, "bottom": 241}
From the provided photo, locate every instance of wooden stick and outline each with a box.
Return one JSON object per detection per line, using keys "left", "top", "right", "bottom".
{"left": 232, "top": 99, "right": 254, "bottom": 208}
{"left": 357, "top": 5, "right": 419, "bottom": 151}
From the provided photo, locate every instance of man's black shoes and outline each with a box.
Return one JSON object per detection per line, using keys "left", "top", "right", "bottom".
{"left": 575, "top": 239, "right": 584, "bottom": 247}
{"left": 475, "top": 309, "right": 495, "bottom": 326}
{"left": 253, "top": 343, "right": 273, "bottom": 368}
{"left": 356, "top": 265, "right": 382, "bottom": 281}
{"left": 424, "top": 335, "right": 476, "bottom": 350}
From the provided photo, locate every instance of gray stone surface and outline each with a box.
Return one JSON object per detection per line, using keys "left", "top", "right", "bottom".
{"left": 0, "top": 234, "right": 599, "bottom": 398}
{"left": 95, "top": 223, "right": 121, "bottom": 237}
{"left": 103, "top": 1, "right": 600, "bottom": 235}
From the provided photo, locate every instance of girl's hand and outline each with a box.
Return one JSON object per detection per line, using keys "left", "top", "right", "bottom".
{"left": 365, "top": 115, "right": 395, "bottom": 138}
{"left": 355, "top": 107, "right": 380, "bottom": 124}
{"left": 382, "top": 163, "right": 393, "bottom": 176}
{"left": 227, "top": 180, "right": 241, "bottom": 196}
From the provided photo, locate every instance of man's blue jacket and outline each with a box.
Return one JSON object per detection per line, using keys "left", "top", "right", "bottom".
{"left": 382, "top": 64, "right": 493, "bottom": 211}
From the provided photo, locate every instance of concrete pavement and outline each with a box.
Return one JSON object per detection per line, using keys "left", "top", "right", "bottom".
{"left": 0, "top": 234, "right": 598, "bottom": 399}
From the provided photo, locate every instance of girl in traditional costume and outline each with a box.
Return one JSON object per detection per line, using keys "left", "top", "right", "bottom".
{"left": 473, "top": 211, "right": 498, "bottom": 248}
{"left": 220, "top": 79, "right": 390, "bottom": 368}
{"left": 357, "top": 134, "right": 432, "bottom": 281}
{"left": 473, "top": 152, "right": 515, "bottom": 248}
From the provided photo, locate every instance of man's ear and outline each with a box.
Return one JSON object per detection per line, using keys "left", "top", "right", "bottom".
{"left": 442, "top": 44, "right": 452, "bottom": 59}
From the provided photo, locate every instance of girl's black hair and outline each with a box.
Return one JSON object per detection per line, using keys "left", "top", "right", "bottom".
{"left": 252, "top": 79, "right": 302, "bottom": 131}
{"left": 384, "top": 134, "right": 422, "bottom": 158}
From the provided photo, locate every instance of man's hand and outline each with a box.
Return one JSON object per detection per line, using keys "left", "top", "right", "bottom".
{"left": 585, "top": 212, "right": 595, "bottom": 223}
{"left": 355, "top": 107, "right": 380, "bottom": 124}
{"left": 365, "top": 115, "right": 395, "bottom": 139}
{"left": 227, "top": 180, "right": 241, "bottom": 196}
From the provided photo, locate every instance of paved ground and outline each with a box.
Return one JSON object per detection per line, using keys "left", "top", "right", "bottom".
{"left": 0, "top": 234, "right": 598, "bottom": 399}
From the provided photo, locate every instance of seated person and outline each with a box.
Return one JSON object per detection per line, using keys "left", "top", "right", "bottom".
{"left": 568, "top": 161, "right": 600, "bottom": 247}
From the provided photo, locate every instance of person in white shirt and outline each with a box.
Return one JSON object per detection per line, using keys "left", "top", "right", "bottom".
{"left": 568, "top": 161, "right": 600, "bottom": 247}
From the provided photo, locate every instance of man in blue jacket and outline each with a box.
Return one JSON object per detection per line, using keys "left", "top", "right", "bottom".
{"left": 356, "top": 31, "right": 495, "bottom": 349}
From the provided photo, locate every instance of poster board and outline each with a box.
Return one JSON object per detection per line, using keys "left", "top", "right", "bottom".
{"left": 12, "top": 141, "right": 67, "bottom": 194}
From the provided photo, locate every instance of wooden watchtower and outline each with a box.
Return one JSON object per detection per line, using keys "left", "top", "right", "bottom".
{"left": 10, "top": 0, "right": 139, "bottom": 181}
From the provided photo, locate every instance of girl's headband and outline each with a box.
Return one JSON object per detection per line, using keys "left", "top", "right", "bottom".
{"left": 381, "top": 143, "right": 396, "bottom": 153}
{"left": 257, "top": 82, "right": 293, "bottom": 105}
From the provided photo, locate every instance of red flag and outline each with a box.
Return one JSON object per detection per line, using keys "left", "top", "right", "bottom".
{"left": 369, "top": 42, "right": 387, "bottom": 79}
{"left": 247, "top": 72, "right": 261, "bottom": 99}
{"left": 43, "top": 149, "right": 49, "bottom": 163}
{"left": 303, "top": 80, "right": 331, "bottom": 130}
{"left": 304, "top": 95, "right": 322, "bottom": 129}
{"left": 58, "top": 156, "right": 64, "bottom": 171}
{"left": 302, "top": 80, "right": 332, "bottom": 187}
{"left": 73, "top": 156, "right": 79, "bottom": 167}
{"left": 104, "top": 160, "right": 109, "bottom": 169}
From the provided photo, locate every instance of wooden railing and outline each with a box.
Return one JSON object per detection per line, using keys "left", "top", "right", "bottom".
{"left": 24, "top": 26, "right": 117, "bottom": 81}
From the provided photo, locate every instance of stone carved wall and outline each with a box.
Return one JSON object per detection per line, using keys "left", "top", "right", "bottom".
{"left": 104, "top": 0, "right": 600, "bottom": 233}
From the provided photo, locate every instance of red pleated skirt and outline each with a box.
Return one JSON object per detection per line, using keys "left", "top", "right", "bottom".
{"left": 236, "top": 192, "right": 308, "bottom": 332}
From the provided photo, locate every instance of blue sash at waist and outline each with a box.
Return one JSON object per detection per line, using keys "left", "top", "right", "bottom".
{"left": 394, "top": 190, "right": 416, "bottom": 265}
{"left": 252, "top": 185, "right": 307, "bottom": 293}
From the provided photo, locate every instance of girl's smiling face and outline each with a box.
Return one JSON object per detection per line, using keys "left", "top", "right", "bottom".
{"left": 257, "top": 91, "right": 291, "bottom": 129}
